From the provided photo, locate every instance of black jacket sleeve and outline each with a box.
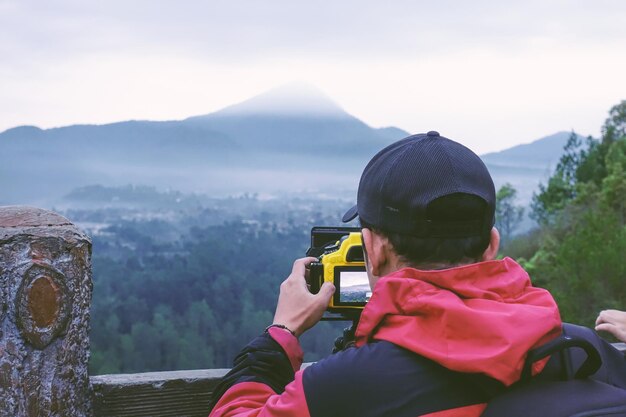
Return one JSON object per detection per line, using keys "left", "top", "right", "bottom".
{"left": 209, "top": 332, "right": 295, "bottom": 411}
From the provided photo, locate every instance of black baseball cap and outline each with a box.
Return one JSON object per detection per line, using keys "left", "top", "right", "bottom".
{"left": 342, "top": 131, "right": 496, "bottom": 238}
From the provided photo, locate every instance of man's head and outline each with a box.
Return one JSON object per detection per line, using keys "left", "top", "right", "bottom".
{"left": 342, "top": 131, "right": 499, "bottom": 281}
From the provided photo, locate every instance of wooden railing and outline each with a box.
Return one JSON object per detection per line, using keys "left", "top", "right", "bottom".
{"left": 91, "top": 369, "right": 228, "bottom": 417}
{"left": 1, "top": 206, "right": 624, "bottom": 417}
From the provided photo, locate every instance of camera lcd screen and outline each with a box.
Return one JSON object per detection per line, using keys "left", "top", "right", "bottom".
{"left": 334, "top": 266, "right": 371, "bottom": 305}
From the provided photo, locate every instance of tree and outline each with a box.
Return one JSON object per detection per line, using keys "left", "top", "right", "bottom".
{"left": 601, "top": 137, "right": 626, "bottom": 226}
{"left": 531, "top": 132, "right": 581, "bottom": 224}
{"left": 495, "top": 183, "right": 524, "bottom": 246}
{"left": 602, "top": 100, "right": 626, "bottom": 144}
{"left": 518, "top": 100, "right": 626, "bottom": 327}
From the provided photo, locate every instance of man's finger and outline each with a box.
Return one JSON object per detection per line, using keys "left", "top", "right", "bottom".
{"left": 291, "top": 257, "right": 318, "bottom": 276}
{"left": 600, "top": 310, "right": 626, "bottom": 321}
{"left": 318, "top": 282, "right": 335, "bottom": 300}
{"left": 596, "top": 322, "right": 617, "bottom": 333}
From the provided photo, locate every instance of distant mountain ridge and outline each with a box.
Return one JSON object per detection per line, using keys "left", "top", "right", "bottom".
{"left": 1, "top": 84, "right": 574, "bottom": 208}
{"left": 0, "top": 84, "right": 409, "bottom": 205}
{"left": 481, "top": 132, "right": 578, "bottom": 169}
{"left": 481, "top": 131, "right": 582, "bottom": 203}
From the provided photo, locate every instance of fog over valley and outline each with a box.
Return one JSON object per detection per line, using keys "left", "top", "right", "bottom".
{"left": 0, "top": 84, "right": 577, "bottom": 211}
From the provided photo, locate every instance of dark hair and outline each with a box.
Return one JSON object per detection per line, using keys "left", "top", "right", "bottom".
{"left": 360, "top": 194, "right": 492, "bottom": 269}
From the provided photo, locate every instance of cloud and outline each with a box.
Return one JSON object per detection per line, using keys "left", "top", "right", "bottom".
{"left": 3, "top": 0, "right": 625, "bottom": 65}
{"left": 1, "top": 0, "right": 625, "bottom": 152}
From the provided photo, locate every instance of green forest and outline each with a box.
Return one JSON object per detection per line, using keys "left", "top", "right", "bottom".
{"left": 89, "top": 221, "right": 348, "bottom": 373}
{"left": 88, "top": 100, "right": 625, "bottom": 375}
{"left": 507, "top": 100, "right": 626, "bottom": 327}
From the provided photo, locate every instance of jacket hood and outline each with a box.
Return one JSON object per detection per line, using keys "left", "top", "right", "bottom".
{"left": 354, "top": 257, "right": 562, "bottom": 386}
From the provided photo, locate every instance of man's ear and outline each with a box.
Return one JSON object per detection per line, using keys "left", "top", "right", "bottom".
{"left": 361, "top": 228, "right": 388, "bottom": 277}
{"left": 482, "top": 227, "right": 500, "bottom": 261}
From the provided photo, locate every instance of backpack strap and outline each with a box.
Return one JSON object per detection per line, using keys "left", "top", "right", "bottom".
{"left": 483, "top": 325, "right": 626, "bottom": 417}
{"left": 521, "top": 334, "right": 602, "bottom": 381}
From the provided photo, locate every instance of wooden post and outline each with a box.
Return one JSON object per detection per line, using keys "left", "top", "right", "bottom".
{"left": 0, "top": 206, "right": 92, "bottom": 417}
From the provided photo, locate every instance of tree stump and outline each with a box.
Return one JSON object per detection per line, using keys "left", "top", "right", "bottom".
{"left": 0, "top": 206, "right": 92, "bottom": 417}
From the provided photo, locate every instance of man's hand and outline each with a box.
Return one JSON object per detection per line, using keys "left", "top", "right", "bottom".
{"left": 596, "top": 309, "right": 626, "bottom": 342}
{"left": 272, "top": 257, "right": 335, "bottom": 337}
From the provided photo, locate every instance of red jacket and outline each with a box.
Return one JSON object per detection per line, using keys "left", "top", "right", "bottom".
{"left": 210, "top": 257, "right": 562, "bottom": 417}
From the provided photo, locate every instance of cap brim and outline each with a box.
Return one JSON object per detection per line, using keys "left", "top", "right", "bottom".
{"left": 342, "top": 205, "right": 358, "bottom": 223}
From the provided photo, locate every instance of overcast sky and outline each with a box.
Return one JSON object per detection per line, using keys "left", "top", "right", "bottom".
{"left": 1, "top": 0, "right": 625, "bottom": 153}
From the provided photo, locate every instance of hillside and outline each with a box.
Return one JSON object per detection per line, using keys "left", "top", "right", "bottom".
{"left": 481, "top": 132, "right": 575, "bottom": 169}
{"left": 0, "top": 85, "right": 408, "bottom": 205}
{"left": 1, "top": 84, "right": 575, "bottom": 207}
{"left": 481, "top": 132, "right": 584, "bottom": 203}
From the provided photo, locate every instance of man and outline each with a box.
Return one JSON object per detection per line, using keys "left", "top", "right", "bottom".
{"left": 209, "top": 132, "right": 562, "bottom": 417}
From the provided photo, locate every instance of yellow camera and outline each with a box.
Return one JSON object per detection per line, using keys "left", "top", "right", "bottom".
{"left": 306, "top": 227, "right": 369, "bottom": 318}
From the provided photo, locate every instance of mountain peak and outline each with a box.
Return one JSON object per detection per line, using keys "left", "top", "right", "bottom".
{"left": 207, "top": 82, "right": 349, "bottom": 119}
